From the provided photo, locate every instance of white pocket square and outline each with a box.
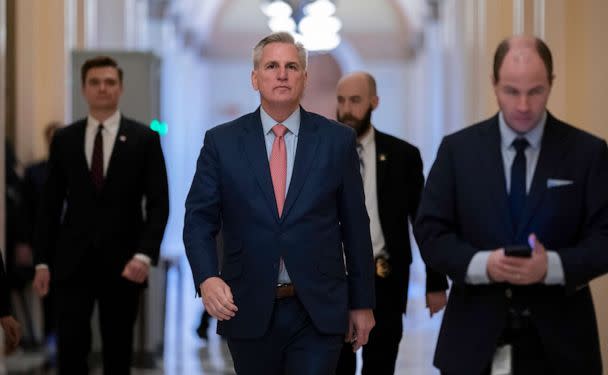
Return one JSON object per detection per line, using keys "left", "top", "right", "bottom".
{"left": 547, "top": 178, "right": 574, "bottom": 188}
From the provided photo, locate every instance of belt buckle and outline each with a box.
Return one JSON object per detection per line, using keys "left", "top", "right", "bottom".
{"left": 276, "top": 283, "right": 295, "bottom": 299}
{"left": 375, "top": 256, "right": 391, "bottom": 278}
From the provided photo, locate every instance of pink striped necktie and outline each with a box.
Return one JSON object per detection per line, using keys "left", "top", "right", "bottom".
{"left": 270, "top": 124, "right": 288, "bottom": 217}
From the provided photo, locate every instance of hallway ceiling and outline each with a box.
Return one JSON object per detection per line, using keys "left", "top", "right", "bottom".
{"left": 169, "top": 0, "right": 421, "bottom": 60}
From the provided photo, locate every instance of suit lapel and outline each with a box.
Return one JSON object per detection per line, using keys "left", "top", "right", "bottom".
{"left": 72, "top": 120, "right": 98, "bottom": 193}
{"left": 374, "top": 130, "right": 388, "bottom": 195}
{"left": 241, "top": 110, "right": 280, "bottom": 222}
{"left": 374, "top": 130, "right": 389, "bottom": 212}
{"left": 74, "top": 120, "right": 89, "bottom": 171}
{"left": 103, "top": 117, "right": 130, "bottom": 191}
{"left": 479, "top": 117, "right": 514, "bottom": 238}
{"left": 516, "top": 115, "right": 567, "bottom": 236}
{"left": 281, "top": 108, "right": 319, "bottom": 221}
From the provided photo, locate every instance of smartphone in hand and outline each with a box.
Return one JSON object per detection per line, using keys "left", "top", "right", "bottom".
{"left": 504, "top": 245, "right": 532, "bottom": 258}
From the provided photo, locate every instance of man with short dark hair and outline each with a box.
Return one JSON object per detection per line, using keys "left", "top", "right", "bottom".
{"left": 415, "top": 36, "right": 608, "bottom": 374}
{"left": 33, "top": 55, "right": 169, "bottom": 375}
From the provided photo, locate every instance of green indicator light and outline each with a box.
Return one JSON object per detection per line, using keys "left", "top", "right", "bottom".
{"left": 150, "top": 118, "right": 168, "bottom": 136}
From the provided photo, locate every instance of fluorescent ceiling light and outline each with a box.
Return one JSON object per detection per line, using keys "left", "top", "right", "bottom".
{"left": 260, "top": 0, "right": 292, "bottom": 18}
{"left": 268, "top": 16, "right": 297, "bottom": 32}
{"left": 303, "top": 0, "right": 336, "bottom": 17}
{"left": 298, "top": 15, "right": 341, "bottom": 35}
{"left": 301, "top": 32, "right": 341, "bottom": 51}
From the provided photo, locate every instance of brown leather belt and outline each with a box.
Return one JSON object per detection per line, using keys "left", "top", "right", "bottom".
{"left": 276, "top": 284, "right": 295, "bottom": 299}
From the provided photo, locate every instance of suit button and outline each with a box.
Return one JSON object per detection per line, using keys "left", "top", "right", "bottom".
{"left": 505, "top": 288, "right": 513, "bottom": 299}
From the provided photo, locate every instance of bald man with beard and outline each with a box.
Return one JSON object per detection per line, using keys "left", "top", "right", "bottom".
{"left": 335, "top": 72, "right": 448, "bottom": 375}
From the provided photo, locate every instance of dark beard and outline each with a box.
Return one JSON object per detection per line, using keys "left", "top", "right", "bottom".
{"left": 337, "top": 106, "right": 373, "bottom": 137}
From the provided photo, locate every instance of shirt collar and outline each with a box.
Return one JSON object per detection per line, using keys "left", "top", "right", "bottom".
{"left": 260, "top": 106, "right": 300, "bottom": 136}
{"left": 87, "top": 110, "right": 121, "bottom": 134}
{"left": 498, "top": 111, "right": 546, "bottom": 150}
{"left": 358, "top": 125, "right": 375, "bottom": 149}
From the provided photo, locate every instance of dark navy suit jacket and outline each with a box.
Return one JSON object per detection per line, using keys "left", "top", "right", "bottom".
{"left": 415, "top": 113, "right": 608, "bottom": 374}
{"left": 184, "top": 107, "right": 375, "bottom": 339}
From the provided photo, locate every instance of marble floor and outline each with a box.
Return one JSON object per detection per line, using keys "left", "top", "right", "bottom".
{"left": 4, "top": 249, "right": 444, "bottom": 375}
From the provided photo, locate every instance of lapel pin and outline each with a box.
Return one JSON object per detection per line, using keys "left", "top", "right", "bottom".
{"left": 379, "top": 153, "right": 387, "bottom": 161}
{"left": 119, "top": 135, "right": 127, "bottom": 142}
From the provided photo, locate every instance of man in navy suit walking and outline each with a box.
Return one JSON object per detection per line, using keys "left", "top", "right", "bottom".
{"left": 184, "top": 32, "right": 375, "bottom": 375}
{"left": 416, "top": 36, "right": 608, "bottom": 374}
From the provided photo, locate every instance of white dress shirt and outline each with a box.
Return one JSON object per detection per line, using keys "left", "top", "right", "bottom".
{"left": 85, "top": 111, "right": 121, "bottom": 175}
{"left": 358, "top": 127, "right": 388, "bottom": 259}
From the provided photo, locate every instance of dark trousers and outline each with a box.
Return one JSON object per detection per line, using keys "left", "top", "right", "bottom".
{"left": 501, "top": 318, "right": 550, "bottom": 375}
{"left": 227, "top": 296, "right": 343, "bottom": 375}
{"left": 196, "top": 309, "right": 212, "bottom": 339}
{"left": 55, "top": 277, "right": 141, "bottom": 375}
{"left": 336, "top": 309, "right": 402, "bottom": 375}
{"left": 43, "top": 287, "right": 56, "bottom": 337}
{"left": 335, "top": 274, "right": 405, "bottom": 375}
{"left": 442, "top": 317, "right": 551, "bottom": 375}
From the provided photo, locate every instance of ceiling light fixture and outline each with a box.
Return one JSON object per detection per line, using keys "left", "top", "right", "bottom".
{"left": 260, "top": 0, "right": 342, "bottom": 52}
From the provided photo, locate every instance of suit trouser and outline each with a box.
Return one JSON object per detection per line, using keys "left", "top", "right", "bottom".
{"left": 55, "top": 276, "right": 140, "bottom": 375}
{"left": 226, "top": 296, "right": 343, "bottom": 375}
{"left": 442, "top": 318, "right": 551, "bottom": 375}
{"left": 493, "top": 315, "right": 550, "bottom": 375}
{"left": 336, "top": 274, "right": 405, "bottom": 375}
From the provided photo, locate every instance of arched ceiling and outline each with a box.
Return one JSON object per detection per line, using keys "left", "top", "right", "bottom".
{"left": 167, "top": 0, "right": 426, "bottom": 60}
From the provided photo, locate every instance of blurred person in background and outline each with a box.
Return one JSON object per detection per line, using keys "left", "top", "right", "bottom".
{"left": 1, "top": 250, "right": 22, "bottom": 355}
{"left": 22, "top": 122, "right": 61, "bottom": 361}
{"left": 5, "top": 140, "right": 37, "bottom": 349}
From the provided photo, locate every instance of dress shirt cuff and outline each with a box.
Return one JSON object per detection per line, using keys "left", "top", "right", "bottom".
{"left": 133, "top": 253, "right": 152, "bottom": 266}
{"left": 543, "top": 250, "right": 565, "bottom": 285}
{"left": 35, "top": 264, "right": 49, "bottom": 270}
{"left": 465, "top": 251, "right": 492, "bottom": 284}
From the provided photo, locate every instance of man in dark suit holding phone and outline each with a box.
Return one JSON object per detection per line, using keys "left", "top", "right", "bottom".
{"left": 415, "top": 36, "right": 608, "bottom": 374}
{"left": 32, "top": 56, "right": 169, "bottom": 375}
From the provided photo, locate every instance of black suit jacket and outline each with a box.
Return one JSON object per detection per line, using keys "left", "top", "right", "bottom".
{"left": 34, "top": 116, "right": 169, "bottom": 284}
{"left": 374, "top": 130, "right": 448, "bottom": 313}
{"left": 415, "top": 113, "right": 608, "bottom": 374}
